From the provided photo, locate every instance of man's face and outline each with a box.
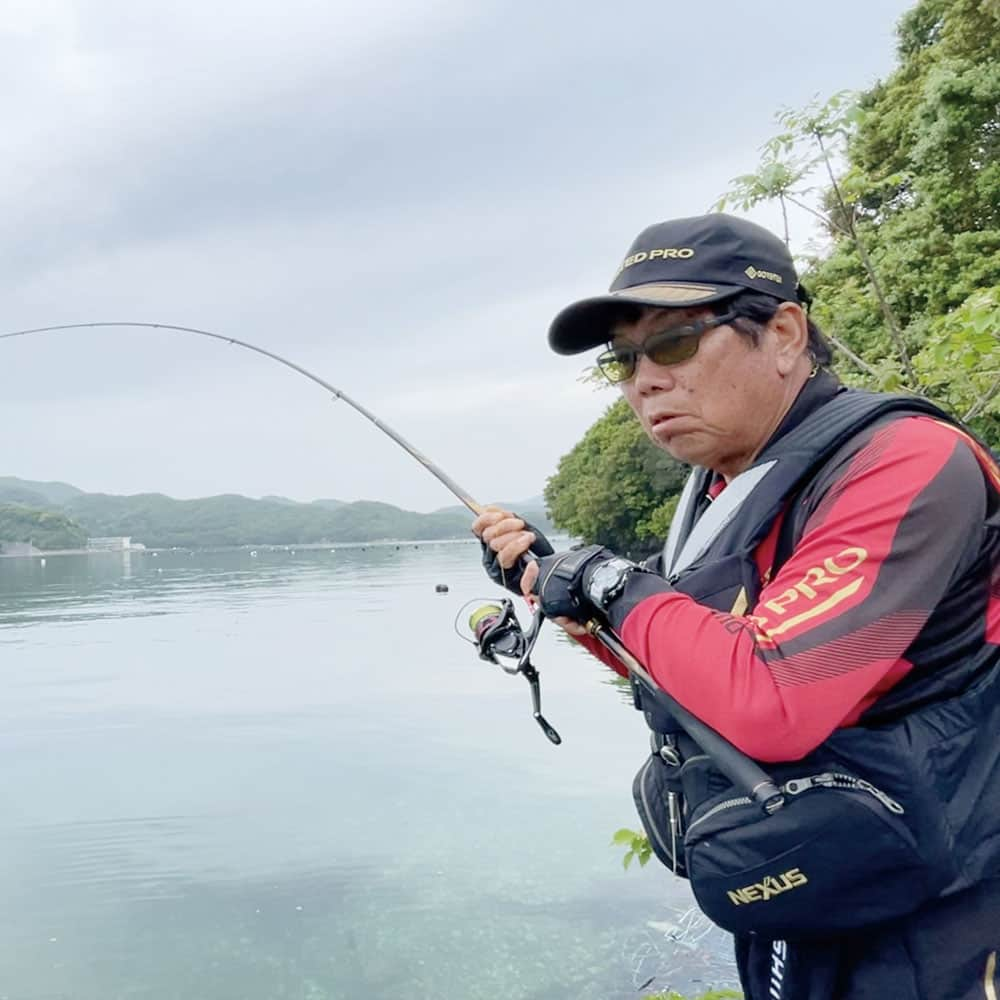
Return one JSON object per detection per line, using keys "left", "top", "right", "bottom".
{"left": 613, "top": 305, "right": 795, "bottom": 479}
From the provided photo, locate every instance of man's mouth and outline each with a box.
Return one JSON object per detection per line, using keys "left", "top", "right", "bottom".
{"left": 648, "top": 412, "right": 684, "bottom": 428}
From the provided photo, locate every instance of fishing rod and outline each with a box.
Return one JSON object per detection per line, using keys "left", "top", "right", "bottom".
{"left": 0, "top": 322, "right": 484, "bottom": 516}
{"left": 0, "top": 320, "right": 782, "bottom": 813}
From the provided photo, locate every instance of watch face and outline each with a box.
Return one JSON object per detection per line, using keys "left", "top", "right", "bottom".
{"left": 588, "top": 559, "right": 630, "bottom": 606}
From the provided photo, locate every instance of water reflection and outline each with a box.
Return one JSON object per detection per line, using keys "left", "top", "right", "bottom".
{"left": 0, "top": 544, "right": 433, "bottom": 627}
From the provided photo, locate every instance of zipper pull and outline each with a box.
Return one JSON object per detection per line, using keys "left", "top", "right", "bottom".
{"left": 784, "top": 772, "right": 836, "bottom": 795}
{"left": 667, "top": 791, "right": 681, "bottom": 874}
{"left": 856, "top": 778, "right": 905, "bottom": 814}
{"left": 783, "top": 776, "right": 814, "bottom": 795}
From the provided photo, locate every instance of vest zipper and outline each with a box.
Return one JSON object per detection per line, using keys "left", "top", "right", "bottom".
{"left": 783, "top": 772, "right": 904, "bottom": 814}
{"left": 686, "top": 794, "right": 754, "bottom": 833}
{"left": 686, "top": 771, "right": 904, "bottom": 836}
{"left": 637, "top": 757, "right": 681, "bottom": 872}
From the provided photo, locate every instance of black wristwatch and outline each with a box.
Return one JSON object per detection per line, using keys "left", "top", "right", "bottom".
{"left": 585, "top": 557, "right": 635, "bottom": 612}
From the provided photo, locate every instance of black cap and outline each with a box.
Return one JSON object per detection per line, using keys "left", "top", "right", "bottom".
{"left": 548, "top": 213, "right": 801, "bottom": 355}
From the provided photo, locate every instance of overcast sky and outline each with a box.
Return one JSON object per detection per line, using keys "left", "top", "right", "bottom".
{"left": 0, "top": 0, "right": 913, "bottom": 511}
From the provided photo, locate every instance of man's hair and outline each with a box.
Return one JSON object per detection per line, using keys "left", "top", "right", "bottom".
{"left": 717, "top": 290, "right": 833, "bottom": 367}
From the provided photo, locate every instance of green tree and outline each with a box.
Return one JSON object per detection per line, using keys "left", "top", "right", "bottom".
{"left": 716, "top": 0, "right": 1000, "bottom": 424}
{"left": 0, "top": 504, "right": 87, "bottom": 550}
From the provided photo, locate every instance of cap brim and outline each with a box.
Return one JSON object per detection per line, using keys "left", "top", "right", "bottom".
{"left": 547, "top": 282, "right": 744, "bottom": 355}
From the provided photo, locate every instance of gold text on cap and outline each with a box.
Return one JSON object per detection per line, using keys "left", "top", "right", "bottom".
{"left": 617, "top": 247, "right": 695, "bottom": 274}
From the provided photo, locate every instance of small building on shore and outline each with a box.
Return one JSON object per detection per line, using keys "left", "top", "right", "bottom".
{"left": 87, "top": 536, "right": 133, "bottom": 551}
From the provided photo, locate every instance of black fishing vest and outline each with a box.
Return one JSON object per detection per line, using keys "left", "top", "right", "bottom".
{"left": 634, "top": 389, "right": 1000, "bottom": 899}
{"left": 657, "top": 390, "right": 954, "bottom": 611}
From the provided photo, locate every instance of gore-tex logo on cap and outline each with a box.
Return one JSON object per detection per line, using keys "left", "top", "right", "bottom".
{"left": 745, "top": 265, "right": 783, "bottom": 284}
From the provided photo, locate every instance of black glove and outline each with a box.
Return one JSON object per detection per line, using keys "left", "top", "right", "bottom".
{"left": 531, "top": 545, "right": 630, "bottom": 621}
{"left": 480, "top": 518, "right": 555, "bottom": 595}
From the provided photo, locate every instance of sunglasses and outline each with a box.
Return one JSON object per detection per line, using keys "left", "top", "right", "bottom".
{"left": 595, "top": 311, "right": 739, "bottom": 383}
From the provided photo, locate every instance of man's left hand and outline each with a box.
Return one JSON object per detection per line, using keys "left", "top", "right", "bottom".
{"left": 523, "top": 545, "right": 620, "bottom": 622}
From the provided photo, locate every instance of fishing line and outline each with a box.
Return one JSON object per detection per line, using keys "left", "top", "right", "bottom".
{"left": 0, "top": 321, "right": 484, "bottom": 515}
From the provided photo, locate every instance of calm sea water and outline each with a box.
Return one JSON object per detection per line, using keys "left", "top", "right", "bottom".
{"left": 0, "top": 541, "right": 736, "bottom": 1000}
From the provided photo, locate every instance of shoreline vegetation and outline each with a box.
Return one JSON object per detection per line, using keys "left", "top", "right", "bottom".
{"left": 0, "top": 475, "right": 552, "bottom": 553}
{"left": 0, "top": 537, "right": 489, "bottom": 559}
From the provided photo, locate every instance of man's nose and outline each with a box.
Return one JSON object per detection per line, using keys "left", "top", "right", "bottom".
{"left": 632, "top": 351, "right": 676, "bottom": 393}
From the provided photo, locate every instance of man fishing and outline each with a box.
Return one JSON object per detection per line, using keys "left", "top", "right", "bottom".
{"left": 473, "top": 213, "right": 1000, "bottom": 999}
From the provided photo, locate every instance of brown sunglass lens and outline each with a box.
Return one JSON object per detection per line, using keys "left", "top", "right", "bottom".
{"left": 645, "top": 332, "right": 701, "bottom": 367}
{"left": 598, "top": 328, "right": 705, "bottom": 382}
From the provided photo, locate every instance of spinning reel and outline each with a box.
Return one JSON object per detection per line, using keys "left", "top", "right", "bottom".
{"left": 464, "top": 599, "right": 561, "bottom": 745}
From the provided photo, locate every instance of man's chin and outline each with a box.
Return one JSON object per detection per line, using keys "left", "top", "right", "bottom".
{"left": 650, "top": 426, "right": 699, "bottom": 461}
{"left": 651, "top": 433, "right": 719, "bottom": 472}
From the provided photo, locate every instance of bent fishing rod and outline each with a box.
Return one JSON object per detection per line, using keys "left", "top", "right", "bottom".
{"left": 0, "top": 320, "right": 782, "bottom": 813}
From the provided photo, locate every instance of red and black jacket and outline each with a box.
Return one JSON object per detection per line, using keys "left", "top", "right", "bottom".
{"left": 577, "top": 375, "right": 1000, "bottom": 895}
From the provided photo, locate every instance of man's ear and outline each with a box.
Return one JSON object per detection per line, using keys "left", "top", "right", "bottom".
{"left": 770, "top": 303, "right": 810, "bottom": 375}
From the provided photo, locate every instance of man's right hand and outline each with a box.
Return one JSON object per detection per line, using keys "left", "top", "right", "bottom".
{"left": 471, "top": 508, "right": 588, "bottom": 636}
{"left": 471, "top": 506, "right": 554, "bottom": 595}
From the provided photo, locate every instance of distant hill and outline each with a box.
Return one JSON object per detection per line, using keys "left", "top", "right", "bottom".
{"left": 0, "top": 484, "right": 51, "bottom": 508}
{"left": 0, "top": 476, "right": 84, "bottom": 507}
{"left": 259, "top": 495, "right": 347, "bottom": 510}
{"left": 59, "top": 492, "right": 472, "bottom": 548}
{"left": 0, "top": 476, "right": 506, "bottom": 548}
{"left": 433, "top": 495, "right": 554, "bottom": 535}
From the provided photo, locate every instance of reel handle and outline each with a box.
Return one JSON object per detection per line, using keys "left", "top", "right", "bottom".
{"left": 467, "top": 598, "right": 561, "bottom": 744}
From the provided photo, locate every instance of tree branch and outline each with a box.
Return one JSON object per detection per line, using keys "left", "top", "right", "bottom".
{"left": 782, "top": 192, "right": 852, "bottom": 237}
{"left": 962, "top": 374, "right": 1000, "bottom": 422}
{"left": 814, "top": 132, "right": 918, "bottom": 389}
{"left": 826, "top": 332, "right": 883, "bottom": 380}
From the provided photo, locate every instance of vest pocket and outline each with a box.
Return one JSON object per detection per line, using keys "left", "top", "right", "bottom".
{"left": 683, "top": 766, "right": 939, "bottom": 938}
{"left": 632, "top": 753, "right": 688, "bottom": 877}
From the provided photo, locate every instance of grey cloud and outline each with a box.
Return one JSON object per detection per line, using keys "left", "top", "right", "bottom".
{"left": 0, "top": 0, "right": 914, "bottom": 508}
{"left": 2, "top": 1, "right": 903, "bottom": 283}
